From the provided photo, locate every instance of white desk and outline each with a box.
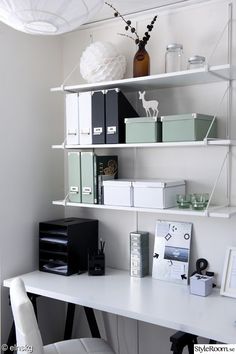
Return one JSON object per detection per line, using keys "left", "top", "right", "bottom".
{"left": 3, "top": 268, "right": 236, "bottom": 344}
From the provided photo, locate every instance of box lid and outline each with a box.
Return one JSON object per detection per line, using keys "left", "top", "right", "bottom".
{"left": 132, "top": 179, "right": 185, "bottom": 188}
{"left": 190, "top": 274, "right": 213, "bottom": 282}
{"left": 103, "top": 179, "right": 132, "bottom": 187}
{"left": 125, "top": 117, "right": 159, "bottom": 124}
{"left": 160, "top": 113, "right": 214, "bottom": 122}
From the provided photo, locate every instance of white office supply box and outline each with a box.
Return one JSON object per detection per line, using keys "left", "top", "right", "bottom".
{"left": 79, "top": 91, "right": 92, "bottom": 145}
{"left": 133, "top": 179, "right": 185, "bottom": 209}
{"left": 103, "top": 180, "right": 133, "bottom": 207}
{"left": 190, "top": 274, "right": 213, "bottom": 296}
{"left": 66, "top": 93, "right": 80, "bottom": 145}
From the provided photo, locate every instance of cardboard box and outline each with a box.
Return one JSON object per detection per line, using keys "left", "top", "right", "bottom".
{"left": 133, "top": 179, "right": 185, "bottom": 209}
{"left": 125, "top": 117, "right": 162, "bottom": 143}
{"left": 161, "top": 113, "right": 217, "bottom": 142}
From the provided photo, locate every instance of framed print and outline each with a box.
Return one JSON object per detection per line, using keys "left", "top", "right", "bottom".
{"left": 152, "top": 220, "right": 192, "bottom": 285}
{"left": 220, "top": 246, "right": 236, "bottom": 298}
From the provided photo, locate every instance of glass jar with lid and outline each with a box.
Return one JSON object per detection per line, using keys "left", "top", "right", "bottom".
{"left": 165, "top": 43, "right": 183, "bottom": 73}
{"left": 188, "top": 55, "right": 206, "bottom": 70}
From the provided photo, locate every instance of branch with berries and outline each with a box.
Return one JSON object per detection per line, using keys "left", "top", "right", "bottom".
{"left": 105, "top": 2, "right": 157, "bottom": 47}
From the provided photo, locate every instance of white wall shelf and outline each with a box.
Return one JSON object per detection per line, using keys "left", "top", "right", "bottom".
{"left": 52, "top": 200, "right": 236, "bottom": 218}
{"left": 51, "top": 64, "right": 235, "bottom": 93}
{"left": 52, "top": 139, "right": 235, "bottom": 150}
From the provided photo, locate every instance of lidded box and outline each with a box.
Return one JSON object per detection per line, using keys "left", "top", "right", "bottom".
{"left": 190, "top": 274, "right": 213, "bottom": 297}
{"left": 133, "top": 179, "right": 185, "bottom": 209}
{"left": 103, "top": 180, "right": 132, "bottom": 207}
{"left": 125, "top": 117, "right": 162, "bottom": 143}
{"left": 161, "top": 113, "right": 217, "bottom": 142}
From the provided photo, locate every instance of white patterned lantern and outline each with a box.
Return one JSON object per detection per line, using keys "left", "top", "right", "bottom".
{"left": 0, "top": 0, "right": 103, "bottom": 35}
{"left": 80, "top": 41, "right": 127, "bottom": 83}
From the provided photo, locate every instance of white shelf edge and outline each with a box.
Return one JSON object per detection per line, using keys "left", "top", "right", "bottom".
{"left": 51, "top": 139, "right": 234, "bottom": 150}
{"left": 50, "top": 64, "right": 234, "bottom": 93}
{"left": 209, "top": 206, "right": 236, "bottom": 218}
{"left": 52, "top": 144, "right": 65, "bottom": 149}
{"left": 52, "top": 200, "right": 236, "bottom": 218}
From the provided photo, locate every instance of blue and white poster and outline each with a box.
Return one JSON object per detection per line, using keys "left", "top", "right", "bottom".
{"left": 152, "top": 220, "right": 192, "bottom": 285}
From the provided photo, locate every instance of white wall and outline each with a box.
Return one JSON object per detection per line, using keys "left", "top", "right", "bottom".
{"left": 0, "top": 24, "right": 65, "bottom": 344}
{"left": 60, "top": 0, "right": 236, "bottom": 353}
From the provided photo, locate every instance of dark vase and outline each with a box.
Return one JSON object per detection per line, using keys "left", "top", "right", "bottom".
{"left": 133, "top": 44, "right": 150, "bottom": 78}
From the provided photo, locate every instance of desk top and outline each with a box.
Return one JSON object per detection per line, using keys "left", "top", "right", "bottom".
{"left": 4, "top": 268, "right": 236, "bottom": 343}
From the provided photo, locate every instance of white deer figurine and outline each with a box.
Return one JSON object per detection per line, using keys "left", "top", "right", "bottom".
{"left": 139, "top": 91, "right": 159, "bottom": 117}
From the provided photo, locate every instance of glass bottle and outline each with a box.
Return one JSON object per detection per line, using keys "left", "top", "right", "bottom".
{"left": 188, "top": 55, "right": 206, "bottom": 70}
{"left": 133, "top": 44, "right": 150, "bottom": 78}
{"left": 165, "top": 43, "right": 183, "bottom": 73}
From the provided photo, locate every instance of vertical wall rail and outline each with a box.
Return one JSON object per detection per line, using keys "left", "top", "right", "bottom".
{"left": 226, "top": 3, "right": 233, "bottom": 205}
{"left": 134, "top": 147, "right": 139, "bottom": 231}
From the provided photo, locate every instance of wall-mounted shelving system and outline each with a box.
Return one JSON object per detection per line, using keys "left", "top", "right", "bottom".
{"left": 51, "top": 60, "right": 236, "bottom": 219}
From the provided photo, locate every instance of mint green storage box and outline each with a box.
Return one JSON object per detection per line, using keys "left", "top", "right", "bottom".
{"left": 125, "top": 117, "right": 162, "bottom": 143}
{"left": 161, "top": 113, "right": 217, "bottom": 142}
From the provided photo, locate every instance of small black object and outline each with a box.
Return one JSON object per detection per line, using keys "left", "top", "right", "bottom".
{"left": 191, "top": 258, "right": 208, "bottom": 276}
{"left": 206, "top": 271, "right": 216, "bottom": 287}
{"left": 206, "top": 271, "right": 214, "bottom": 277}
{"left": 88, "top": 252, "right": 105, "bottom": 276}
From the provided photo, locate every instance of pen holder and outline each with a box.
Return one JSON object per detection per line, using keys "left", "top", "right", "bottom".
{"left": 88, "top": 252, "right": 105, "bottom": 276}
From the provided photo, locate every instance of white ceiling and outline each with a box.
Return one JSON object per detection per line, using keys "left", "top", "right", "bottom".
{"left": 89, "top": 0, "right": 193, "bottom": 23}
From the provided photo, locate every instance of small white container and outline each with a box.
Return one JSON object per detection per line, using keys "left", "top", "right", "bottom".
{"left": 188, "top": 55, "right": 206, "bottom": 70}
{"left": 103, "top": 180, "right": 133, "bottom": 207}
{"left": 165, "top": 43, "right": 183, "bottom": 73}
{"left": 133, "top": 179, "right": 185, "bottom": 209}
{"left": 190, "top": 274, "right": 213, "bottom": 297}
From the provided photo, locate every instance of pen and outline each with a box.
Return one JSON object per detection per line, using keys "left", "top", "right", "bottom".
{"left": 100, "top": 238, "right": 105, "bottom": 254}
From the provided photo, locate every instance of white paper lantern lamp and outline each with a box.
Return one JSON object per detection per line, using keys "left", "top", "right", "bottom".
{"left": 0, "top": 0, "right": 104, "bottom": 35}
{"left": 80, "top": 41, "right": 127, "bottom": 83}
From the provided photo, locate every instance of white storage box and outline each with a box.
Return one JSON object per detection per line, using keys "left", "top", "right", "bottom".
{"left": 103, "top": 180, "right": 133, "bottom": 207}
{"left": 133, "top": 179, "right": 185, "bottom": 209}
{"left": 190, "top": 274, "right": 213, "bottom": 297}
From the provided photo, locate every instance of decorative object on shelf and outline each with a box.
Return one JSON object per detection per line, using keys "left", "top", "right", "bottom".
{"left": 176, "top": 194, "right": 192, "bottom": 209}
{"left": 221, "top": 246, "right": 236, "bottom": 298}
{"left": 152, "top": 220, "right": 192, "bottom": 285}
{"left": 80, "top": 41, "right": 126, "bottom": 83}
{"left": 165, "top": 43, "right": 183, "bottom": 73}
{"left": 0, "top": 0, "right": 104, "bottom": 35}
{"left": 191, "top": 193, "right": 209, "bottom": 210}
{"left": 133, "top": 45, "right": 150, "bottom": 78}
{"left": 177, "top": 193, "right": 209, "bottom": 210}
{"left": 105, "top": 2, "right": 157, "bottom": 78}
{"left": 139, "top": 91, "right": 159, "bottom": 117}
{"left": 188, "top": 55, "right": 206, "bottom": 70}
